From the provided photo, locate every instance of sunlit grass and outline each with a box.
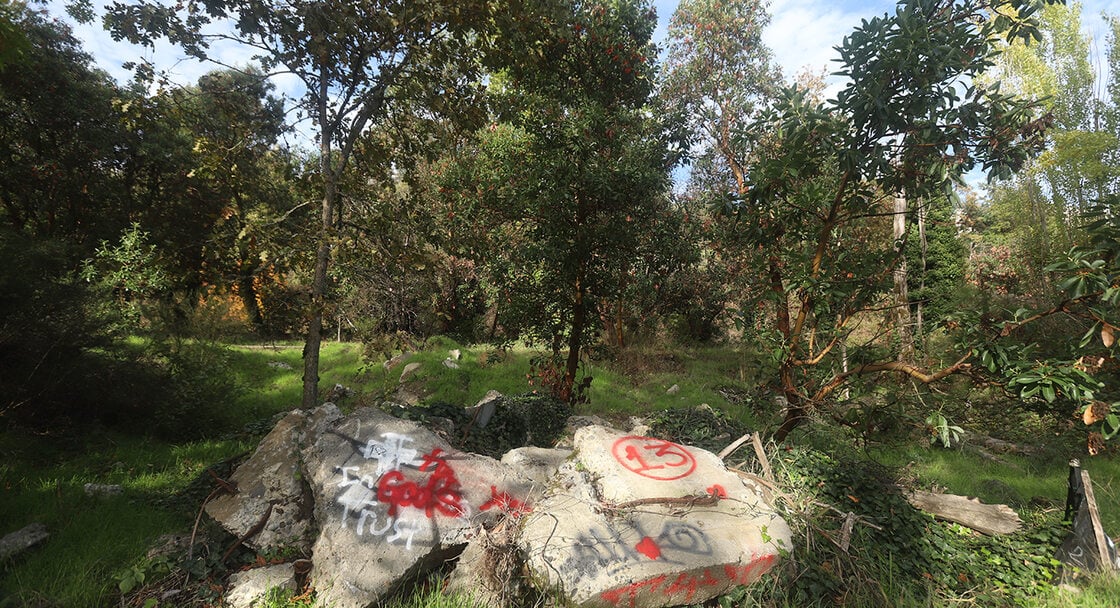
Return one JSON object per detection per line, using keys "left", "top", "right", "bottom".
{"left": 871, "top": 445, "right": 1120, "bottom": 531}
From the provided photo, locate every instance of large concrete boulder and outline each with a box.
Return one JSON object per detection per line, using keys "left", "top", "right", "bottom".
{"left": 519, "top": 426, "right": 791, "bottom": 608}
{"left": 205, "top": 404, "right": 342, "bottom": 552}
{"left": 301, "top": 407, "right": 540, "bottom": 608}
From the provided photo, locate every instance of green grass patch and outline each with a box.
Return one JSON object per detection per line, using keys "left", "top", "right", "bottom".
{"left": 0, "top": 431, "right": 250, "bottom": 606}
{"left": 871, "top": 446, "right": 1120, "bottom": 531}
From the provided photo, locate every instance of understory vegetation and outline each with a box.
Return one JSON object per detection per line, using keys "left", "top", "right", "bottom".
{"left": 1, "top": 339, "right": 1118, "bottom": 607}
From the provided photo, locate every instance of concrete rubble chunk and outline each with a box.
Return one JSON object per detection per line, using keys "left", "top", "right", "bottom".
{"left": 300, "top": 407, "right": 539, "bottom": 608}
{"left": 83, "top": 483, "right": 123, "bottom": 497}
{"left": 443, "top": 358, "right": 460, "bottom": 369}
{"left": 518, "top": 426, "right": 792, "bottom": 608}
{"left": 466, "top": 390, "right": 503, "bottom": 429}
{"left": 501, "top": 447, "right": 572, "bottom": 484}
{"left": 399, "top": 362, "right": 422, "bottom": 383}
{"left": 666, "top": 384, "right": 680, "bottom": 395}
{"left": 225, "top": 563, "right": 296, "bottom": 608}
{"left": 205, "top": 404, "right": 341, "bottom": 552}
{"left": 383, "top": 352, "right": 412, "bottom": 371}
{"left": 0, "top": 523, "right": 48, "bottom": 561}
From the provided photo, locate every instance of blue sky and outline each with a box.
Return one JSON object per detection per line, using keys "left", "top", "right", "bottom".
{"left": 53, "top": 0, "right": 1120, "bottom": 96}
{"left": 49, "top": 0, "right": 901, "bottom": 91}
{"left": 41, "top": 0, "right": 1120, "bottom": 150}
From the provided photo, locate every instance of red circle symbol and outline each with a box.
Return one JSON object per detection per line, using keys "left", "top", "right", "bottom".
{"left": 611, "top": 436, "right": 697, "bottom": 480}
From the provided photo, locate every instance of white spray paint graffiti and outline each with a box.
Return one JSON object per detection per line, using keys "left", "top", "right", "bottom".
{"left": 335, "top": 465, "right": 426, "bottom": 550}
{"left": 333, "top": 433, "right": 479, "bottom": 551}
{"left": 362, "top": 432, "right": 423, "bottom": 477}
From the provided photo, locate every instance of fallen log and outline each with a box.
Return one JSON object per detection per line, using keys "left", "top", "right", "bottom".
{"left": 906, "top": 491, "right": 1022, "bottom": 535}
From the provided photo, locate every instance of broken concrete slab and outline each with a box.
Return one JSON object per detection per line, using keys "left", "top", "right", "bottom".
{"left": 466, "top": 390, "right": 502, "bottom": 429}
{"left": 300, "top": 407, "right": 539, "bottom": 608}
{"left": 205, "top": 405, "right": 341, "bottom": 553}
{"left": 445, "top": 521, "right": 526, "bottom": 608}
{"left": 0, "top": 523, "right": 48, "bottom": 561}
{"left": 399, "top": 362, "right": 422, "bottom": 383}
{"left": 383, "top": 352, "right": 412, "bottom": 371}
{"left": 501, "top": 446, "right": 572, "bottom": 485}
{"left": 225, "top": 563, "right": 297, "bottom": 608}
{"left": 519, "top": 426, "right": 791, "bottom": 608}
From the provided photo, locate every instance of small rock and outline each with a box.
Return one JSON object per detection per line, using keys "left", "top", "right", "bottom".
{"left": 268, "top": 361, "right": 293, "bottom": 370}
{"left": 399, "top": 362, "right": 422, "bottom": 382}
{"left": 627, "top": 416, "right": 651, "bottom": 437}
{"left": 467, "top": 390, "right": 503, "bottom": 429}
{"left": 449, "top": 349, "right": 462, "bottom": 360}
{"left": 666, "top": 384, "right": 680, "bottom": 395}
{"left": 326, "top": 383, "right": 353, "bottom": 402}
{"left": 225, "top": 563, "right": 296, "bottom": 608}
{"left": 83, "top": 483, "right": 123, "bottom": 498}
{"left": 443, "top": 358, "right": 460, "bottom": 369}
{"left": 391, "top": 388, "right": 422, "bottom": 406}
{"left": 0, "top": 523, "right": 48, "bottom": 560}
{"left": 383, "top": 352, "right": 412, "bottom": 371}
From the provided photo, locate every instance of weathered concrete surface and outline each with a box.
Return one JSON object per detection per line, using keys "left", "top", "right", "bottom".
{"left": 301, "top": 407, "right": 538, "bottom": 608}
{"left": 519, "top": 426, "right": 791, "bottom": 608}
{"left": 501, "top": 447, "right": 572, "bottom": 485}
{"left": 205, "top": 405, "right": 341, "bottom": 552}
{"left": 466, "top": 390, "right": 502, "bottom": 429}
{"left": 225, "top": 563, "right": 296, "bottom": 608}
{"left": 0, "top": 523, "right": 48, "bottom": 560}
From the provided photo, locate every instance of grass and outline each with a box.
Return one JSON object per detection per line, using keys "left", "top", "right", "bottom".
{"left": 0, "top": 341, "right": 362, "bottom": 607}
{"left": 3, "top": 337, "right": 1119, "bottom": 607}
{"left": 871, "top": 444, "right": 1120, "bottom": 531}
{"left": 1025, "top": 573, "right": 1120, "bottom": 607}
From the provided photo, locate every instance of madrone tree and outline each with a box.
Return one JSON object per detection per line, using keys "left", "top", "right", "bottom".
{"left": 722, "top": 0, "right": 1053, "bottom": 440}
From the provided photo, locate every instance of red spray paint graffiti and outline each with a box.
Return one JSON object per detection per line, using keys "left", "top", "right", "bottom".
{"left": 599, "top": 554, "right": 778, "bottom": 608}
{"left": 611, "top": 436, "right": 697, "bottom": 481}
{"left": 377, "top": 448, "right": 464, "bottom": 518}
{"left": 479, "top": 485, "right": 530, "bottom": 517}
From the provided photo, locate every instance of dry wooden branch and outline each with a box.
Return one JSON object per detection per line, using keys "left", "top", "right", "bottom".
{"left": 222, "top": 502, "right": 273, "bottom": 562}
{"left": 906, "top": 491, "right": 1021, "bottom": 535}
{"left": 752, "top": 433, "right": 773, "bottom": 482}
{"left": 604, "top": 493, "right": 721, "bottom": 511}
{"left": 207, "top": 469, "right": 239, "bottom": 495}
{"left": 718, "top": 433, "right": 753, "bottom": 460}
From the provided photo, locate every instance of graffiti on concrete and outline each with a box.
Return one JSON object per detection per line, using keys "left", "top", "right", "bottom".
{"left": 552, "top": 520, "right": 715, "bottom": 580}
{"left": 599, "top": 554, "right": 777, "bottom": 608}
{"left": 377, "top": 447, "right": 465, "bottom": 518}
{"left": 479, "top": 485, "right": 530, "bottom": 517}
{"left": 611, "top": 436, "right": 697, "bottom": 481}
{"left": 362, "top": 432, "right": 423, "bottom": 476}
{"left": 334, "top": 434, "right": 529, "bottom": 550}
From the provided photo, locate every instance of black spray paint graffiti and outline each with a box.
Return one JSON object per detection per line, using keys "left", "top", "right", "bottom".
{"left": 552, "top": 520, "right": 714, "bottom": 581}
